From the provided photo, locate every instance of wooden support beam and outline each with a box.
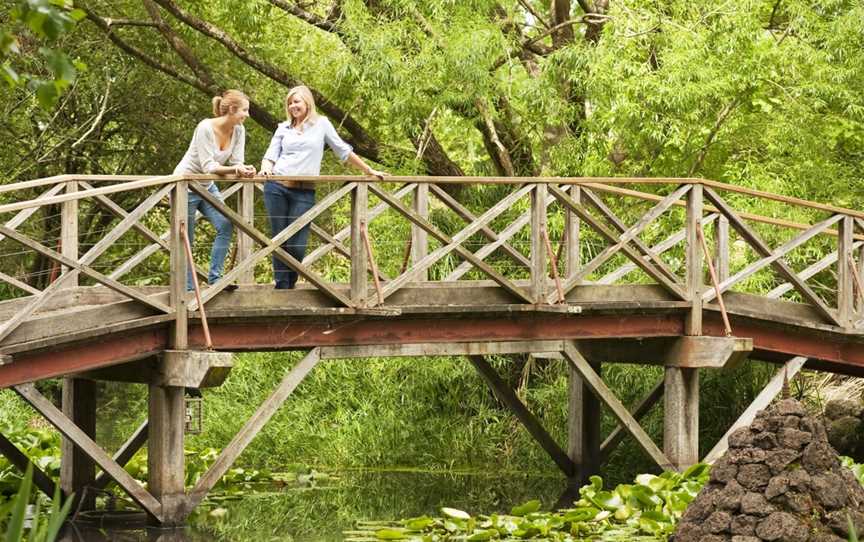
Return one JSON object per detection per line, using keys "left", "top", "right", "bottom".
{"left": 156, "top": 350, "right": 233, "bottom": 388}
{"left": 531, "top": 184, "right": 548, "bottom": 303}
{"left": 839, "top": 216, "right": 855, "bottom": 328}
{"left": 14, "top": 383, "right": 163, "bottom": 521}
{"left": 147, "top": 384, "right": 186, "bottom": 525}
{"left": 663, "top": 367, "right": 699, "bottom": 470}
{"left": 703, "top": 357, "right": 807, "bottom": 464}
{"left": 320, "top": 340, "right": 564, "bottom": 359}
{"left": 93, "top": 421, "right": 148, "bottom": 491}
{"left": 236, "top": 182, "right": 255, "bottom": 284}
{"left": 685, "top": 183, "right": 703, "bottom": 335}
{"left": 600, "top": 380, "right": 664, "bottom": 464}
{"left": 413, "top": 184, "right": 429, "bottom": 281}
{"left": 663, "top": 336, "right": 752, "bottom": 369}
{"left": 0, "top": 431, "right": 64, "bottom": 499}
{"left": 351, "top": 183, "right": 368, "bottom": 305}
{"left": 565, "top": 186, "right": 580, "bottom": 280}
{"left": 61, "top": 180, "right": 79, "bottom": 286}
{"left": 714, "top": 215, "right": 729, "bottom": 282}
{"left": 61, "top": 378, "right": 96, "bottom": 510}
{"left": 468, "top": 355, "right": 575, "bottom": 476}
{"left": 567, "top": 358, "right": 601, "bottom": 486}
{"left": 188, "top": 348, "right": 322, "bottom": 511}
{"left": 561, "top": 342, "right": 674, "bottom": 470}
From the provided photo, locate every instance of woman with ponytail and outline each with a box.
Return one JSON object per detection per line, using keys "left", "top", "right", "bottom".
{"left": 174, "top": 90, "right": 256, "bottom": 290}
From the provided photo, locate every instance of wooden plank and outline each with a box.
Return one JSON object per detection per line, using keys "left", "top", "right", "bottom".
{"left": 351, "top": 183, "right": 368, "bottom": 305}
{"left": 565, "top": 186, "right": 581, "bottom": 280}
{"left": 704, "top": 186, "right": 841, "bottom": 326}
{"left": 413, "top": 184, "right": 429, "bottom": 281}
{"left": 189, "top": 182, "right": 355, "bottom": 308}
{"left": 93, "top": 420, "right": 148, "bottom": 491}
{"left": 236, "top": 182, "right": 255, "bottom": 284}
{"left": 703, "top": 356, "right": 807, "bottom": 463}
{"left": 188, "top": 348, "right": 322, "bottom": 510}
{"left": 685, "top": 184, "right": 702, "bottom": 336}
{"left": 664, "top": 367, "right": 699, "bottom": 470}
{"left": 309, "top": 223, "right": 390, "bottom": 282}
{"left": 303, "top": 183, "right": 416, "bottom": 266}
{"left": 600, "top": 379, "right": 663, "bottom": 464}
{"left": 597, "top": 214, "right": 719, "bottom": 285}
{"left": 429, "top": 184, "right": 530, "bottom": 271}
{"left": 14, "top": 383, "right": 163, "bottom": 521}
{"left": 548, "top": 185, "right": 688, "bottom": 300}
{"left": 568, "top": 357, "right": 601, "bottom": 485}
{"left": 0, "top": 431, "right": 64, "bottom": 499}
{"left": 320, "top": 340, "right": 564, "bottom": 359}
{"left": 0, "top": 271, "right": 40, "bottom": 295}
{"left": 369, "top": 184, "right": 535, "bottom": 304}
{"left": 61, "top": 180, "right": 79, "bottom": 286}
{"left": 580, "top": 187, "right": 680, "bottom": 284}
{"left": 714, "top": 215, "right": 729, "bottom": 282}
{"left": 839, "top": 216, "right": 854, "bottom": 327}
{"left": 561, "top": 342, "right": 674, "bottom": 470}
{"left": 703, "top": 214, "right": 843, "bottom": 302}
{"left": 531, "top": 184, "right": 548, "bottom": 302}
{"left": 170, "top": 181, "right": 188, "bottom": 349}
{"left": 0, "top": 174, "right": 180, "bottom": 214}
{"left": 468, "top": 355, "right": 575, "bottom": 476}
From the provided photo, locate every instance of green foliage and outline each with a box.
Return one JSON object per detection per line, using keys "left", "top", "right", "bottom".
{"left": 349, "top": 463, "right": 711, "bottom": 541}
{"left": 1, "top": 0, "right": 85, "bottom": 108}
{"left": 0, "top": 465, "right": 72, "bottom": 542}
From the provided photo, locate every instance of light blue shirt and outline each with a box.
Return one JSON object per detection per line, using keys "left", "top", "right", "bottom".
{"left": 263, "top": 116, "right": 353, "bottom": 176}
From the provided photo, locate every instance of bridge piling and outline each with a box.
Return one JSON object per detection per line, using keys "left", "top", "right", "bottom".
{"left": 567, "top": 359, "right": 601, "bottom": 487}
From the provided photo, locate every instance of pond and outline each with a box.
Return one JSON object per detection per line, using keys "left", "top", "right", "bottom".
{"left": 57, "top": 468, "right": 619, "bottom": 542}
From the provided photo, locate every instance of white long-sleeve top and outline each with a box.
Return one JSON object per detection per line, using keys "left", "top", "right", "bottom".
{"left": 263, "top": 116, "right": 352, "bottom": 176}
{"left": 173, "top": 119, "right": 245, "bottom": 186}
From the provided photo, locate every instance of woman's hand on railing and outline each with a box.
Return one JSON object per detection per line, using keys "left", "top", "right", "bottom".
{"left": 366, "top": 168, "right": 388, "bottom": 180}
{"left": 234, "top": 164, "right": 257, "bottom": 178}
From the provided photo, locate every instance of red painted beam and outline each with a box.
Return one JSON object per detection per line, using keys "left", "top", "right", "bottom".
{"left": 0, "top": 329, "right": 167, "bottom": 388}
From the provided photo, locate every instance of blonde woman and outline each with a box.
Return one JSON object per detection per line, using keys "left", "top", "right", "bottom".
{"left": 261, "top": 85, "right": 386, "bottom": 289}
{"left": 174, "top": 89, "right": 256, "bottom": 289}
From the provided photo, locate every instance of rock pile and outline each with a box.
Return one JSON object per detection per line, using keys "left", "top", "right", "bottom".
{"left": 672, "top": 398, "right": 864, "bottom": 542}
{"left": 824, "top": 399, "right": 864, "bottom": 461}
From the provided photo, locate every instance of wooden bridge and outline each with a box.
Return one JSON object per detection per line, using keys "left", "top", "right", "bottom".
{"left": 0, "top": 173, "right": 862, "bottom": 526}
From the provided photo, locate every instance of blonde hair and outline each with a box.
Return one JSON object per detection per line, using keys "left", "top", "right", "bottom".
{"left": 284, "top": 85, "right": 318, "bottom": 127}
{"left": 212, "top": 89, "right": 248, "bottom": 117}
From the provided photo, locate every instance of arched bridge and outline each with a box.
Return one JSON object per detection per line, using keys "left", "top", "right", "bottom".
{"left": 0, "top": 174, "right": 861, "bottom": 525}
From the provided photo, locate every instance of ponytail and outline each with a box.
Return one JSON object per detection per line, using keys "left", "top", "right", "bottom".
{"left": 212, "top": 89, "right": 249, "bottom": 117}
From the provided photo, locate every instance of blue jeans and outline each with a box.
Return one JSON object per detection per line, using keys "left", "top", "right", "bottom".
{"left": 187, "top": 183, "right": 233, "bottom": 289}
{"left": 263, "top": 181, "right": 315, "bottom": 289}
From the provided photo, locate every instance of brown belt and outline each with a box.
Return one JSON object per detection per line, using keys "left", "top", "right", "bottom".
{"left": 276, "top": 180, "right": 316, "bottom": 190}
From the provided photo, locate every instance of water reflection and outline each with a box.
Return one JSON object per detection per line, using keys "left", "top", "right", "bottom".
{"left": 57, "top": 469, "right": 566, "bottom": 541}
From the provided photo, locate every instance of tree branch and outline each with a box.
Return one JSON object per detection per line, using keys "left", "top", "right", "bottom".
{"left": 151, "top": 0, "right": 382, "bottom": 160}
{"left": 688, "top": 94, "right": 744, "bottom": 176}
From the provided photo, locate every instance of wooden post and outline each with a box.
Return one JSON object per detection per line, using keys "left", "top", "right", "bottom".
{"left": 665, "top": 183, "right": 701, "bottom": 470}
{"left": 567, "top": 358, "right": 601, "bottom": 487}
{"left": 412, "top": 183, "right": 428, "bottom": 281}
{"left": 351, "top": 183, "right": 368, "bottom": 306}
{"left": 59, "top": 180, "right": 95, "bottom": 509}
{"left": 236, "top": 182, "right": 255, "bottom": 284}
{"left": 148, "top": 180, "right": 188, "bottom": 525}
{"left": 565, "top": 186, "right": 581, "bottom": 280}
{"left": 714, "top": 215, "right": 729, "bottom": 283}
{"left": 61, "top": 378, "right": 96, "bottom": 510}
{"left": 838, "top": 215, "right": 854, "bottom": 328}
{"left": 531, "top": 183, "right": 548, "bottom": 303}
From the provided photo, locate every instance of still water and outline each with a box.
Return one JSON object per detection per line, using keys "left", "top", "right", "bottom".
{"left": 58, "top": 469, "right": 569, "bottom": 541}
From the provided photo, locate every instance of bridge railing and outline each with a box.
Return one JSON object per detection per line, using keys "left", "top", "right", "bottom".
{"left": 0, "top": 174, "right": 861, "bottom": 346}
